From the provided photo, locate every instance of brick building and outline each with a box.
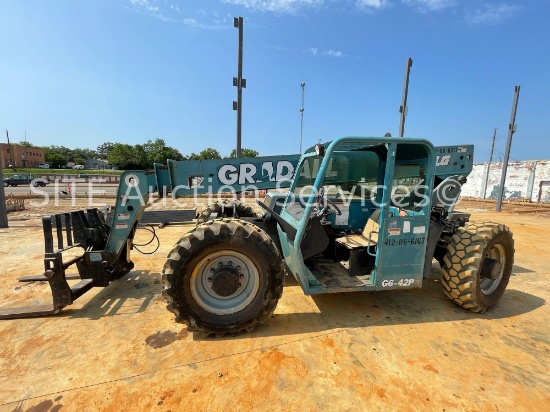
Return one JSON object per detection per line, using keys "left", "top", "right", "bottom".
{"left": 0, "top": 144, "right": 46, "bottom": 168}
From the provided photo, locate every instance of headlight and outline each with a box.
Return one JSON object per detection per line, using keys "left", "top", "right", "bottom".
{"left": 314, "top": 143, "right": 325, "bottom": 157}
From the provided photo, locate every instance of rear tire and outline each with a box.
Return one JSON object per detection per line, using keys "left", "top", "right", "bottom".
{"left": 441, "top": 221, "right": 514, "bottom": 313}
{"left": 196, "top": 199, "right": 257, "bottom": 225}
{"left": 162, "top": 219, "right": 284, "bottom": 336}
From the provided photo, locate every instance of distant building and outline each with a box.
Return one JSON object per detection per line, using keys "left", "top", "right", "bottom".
{"left": 461, "top": 160, "right": 550, "bottom": 202}
{"left": 0, "top": 144, "right": 45, "bottom": 168}
{"left": 85, "top": 158, "right": 110, "bottom": 170}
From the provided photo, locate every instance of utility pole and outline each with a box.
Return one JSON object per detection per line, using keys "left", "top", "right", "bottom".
{"left": 6, "top": 130, "right": 13, "bottom": 167}
{"left": 0, "top": 131, "right": 8, "bottom": 227}
{"left": 496, "top": 86, "right": 521, "bottom": 212}
{"left": 483, "top": 128, "right": 497, "bottom": 198}
{"left": 489, "top": 128, "right": 497, "bottom": 163}
{"left": 233, "top": 17, "right": 246, "bottom": 158}
{"left": 0, "top": 166, "right": 7, "bottom": 228}
{"left": 399, "top": 58, "right": 413, "bottom": 137}
{"left": 22, "top": 130, "right": 28, "bottom": 168}
{"left": 299, "top": 82, "right": 306, "bottom": 154}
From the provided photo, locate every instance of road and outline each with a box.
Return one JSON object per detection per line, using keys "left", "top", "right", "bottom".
{"left": 2, "top": 181, "right": 119, "bottom": 196}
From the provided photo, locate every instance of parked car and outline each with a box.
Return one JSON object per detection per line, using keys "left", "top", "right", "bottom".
{"left": 37, "top": 163, "right": 50, "bottom": 169}
{"left": 73, "top": 165, "right": 85, "bottom": 170}
{"left": 3, "top": 174, "right": 50, "bottom": 187}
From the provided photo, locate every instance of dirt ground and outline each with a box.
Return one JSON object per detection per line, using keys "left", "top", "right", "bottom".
{"left": 0, "top": 199, "right": 549, "bottom": 411}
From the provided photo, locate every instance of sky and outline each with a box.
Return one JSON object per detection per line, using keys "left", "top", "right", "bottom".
{"left": 0, "top": 0, "right": 548, "bottom": 162}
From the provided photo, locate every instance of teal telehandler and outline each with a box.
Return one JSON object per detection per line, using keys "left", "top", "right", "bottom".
{"left": 0, "top": 137, "right": 514, "bottom": 338}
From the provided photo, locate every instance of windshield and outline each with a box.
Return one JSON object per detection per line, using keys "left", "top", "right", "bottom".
{"left": 289, "top": 151, "right": 380, "bottom": 203}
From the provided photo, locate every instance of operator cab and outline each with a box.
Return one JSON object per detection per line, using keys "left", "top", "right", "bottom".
{"left": 275, "top": 137, "right": 436, "bottom": 295}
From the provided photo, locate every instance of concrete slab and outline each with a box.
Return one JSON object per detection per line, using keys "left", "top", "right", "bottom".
{"left": 0, "top": 212, "right": 549, "bottom": 411}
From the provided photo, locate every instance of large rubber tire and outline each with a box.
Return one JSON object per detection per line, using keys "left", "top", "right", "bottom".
{"left": 162, "top": 218, "right": 285, "bottom": 336}
{"left": 441, "top": 221, "right": 514, "bottom": 313}
{"left": 196, "top": 199, "right": 257, "bottom": 226}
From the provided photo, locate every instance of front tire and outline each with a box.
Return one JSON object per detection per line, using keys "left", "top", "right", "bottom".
{"left": 441, "top": 221, "right": 514, "bottom": 313}
{"left": 162, "top": 219, "right": 284, "bottom": 336}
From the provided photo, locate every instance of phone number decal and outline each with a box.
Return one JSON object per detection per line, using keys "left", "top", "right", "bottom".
{"left": 384, "top": 237, "right": 425, "bottom": 247}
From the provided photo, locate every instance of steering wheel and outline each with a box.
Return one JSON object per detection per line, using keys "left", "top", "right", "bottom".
{"left": 317, "top": 189, "right": 342, "bottom": 217}
{"left": 325, "top": 197, "right": 342, "bottom": 215}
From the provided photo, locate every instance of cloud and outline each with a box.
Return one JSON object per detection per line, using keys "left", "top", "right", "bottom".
{"left": 127, "top": 0, "right": 230, "bottom": 29}
{"left": 322, "top": 49, "right": 344, "bottom": 57}
{"left": 356, "top": 0, "right": 389, "bottom": 10}
{"left": 169, "top": 3, "right": 182, "bottom": 14}
{"left": 401, "top": 0, "right": 456, "bottom": 12}
{"left": 263, "top": 44, "right": 290, "bottom": 51}
{"left": 221, "top": 0, "right": 325, "bottom": 14}
{"left": 464, "top": 3, "right": 520, "bottom": 25}
{"left": 130, "top": 0, "right": 159, "bottom": 12}
{"left": 306, "top": 47, "right": 345, "bottom": 57}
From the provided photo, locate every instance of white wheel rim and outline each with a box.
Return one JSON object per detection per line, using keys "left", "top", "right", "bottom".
{"left": 190, "top": 250, "right": 260, "bottom": 315}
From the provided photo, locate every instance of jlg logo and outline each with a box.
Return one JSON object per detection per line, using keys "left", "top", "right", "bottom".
{"left": 436, "top": 155, "right": 451, "bottom": 166}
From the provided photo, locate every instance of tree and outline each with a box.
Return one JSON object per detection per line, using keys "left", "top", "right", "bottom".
{"left": 74, "top": 157, "right": 86, "bottom": 166}
{"left": 68, "top": 149, "right": 92, "bottom": 163}
{"left": 42, "top": 145, "right": 95, "bottom": 164}
{"left": 107, "top": 143, "right": 148, "bottom": 170}
{"left": 133, "top": 144, "right": 149, "bottom": 169}
{"left": 46, "top": 153, "right": 67, "bottom": 169}
{"left": 229, "top": 148, "right": 259, "bottom": 158}
{"left": 198, "top": 148, "right": 222, "bottom": 160}
{"left": 143, "top": 138, "right": 184, "bottom": 165}
{"left": 19, "top": 141, "right": 36, "bottom": 148}
{"left": 44, "top": 146, "right": 72, "bottom": 162}
{"left": 97, "top": 142, "right": 115, "bottom": 160}
{"left": 73, "top": 148, "right": 97, "bottom": 160}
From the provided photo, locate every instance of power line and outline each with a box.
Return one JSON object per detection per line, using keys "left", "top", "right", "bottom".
{"left": 493, "top": 149, "right": 521, "bottom": 163}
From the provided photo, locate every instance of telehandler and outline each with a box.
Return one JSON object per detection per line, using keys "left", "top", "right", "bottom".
{"left": 0, "top": 137, "right": 514, "bottom": 338}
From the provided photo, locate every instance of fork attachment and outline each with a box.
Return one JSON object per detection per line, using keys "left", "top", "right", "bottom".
{"left": 0, "top": 209, "right": 132, "bottom": 319}
{"left": 0, "top": 170, "right": 149, "bottom": 320}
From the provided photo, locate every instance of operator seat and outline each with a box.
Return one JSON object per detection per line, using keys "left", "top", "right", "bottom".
{"left": 335, "top": 209, "right": 380, "bottom": 276}
{"left": 336, "top": 209, "right": 380, "bottom": 249}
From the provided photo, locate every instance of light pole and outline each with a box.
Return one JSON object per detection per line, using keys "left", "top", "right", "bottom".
{"left": 496, "top": 86, "right": 521, "bottom": 212}
{"left": 399, "top": 58, "right": 413, "bottom": 137}
{"left": 233, "top": 17, "right": 246, "bottom": 158}
{"left": 299, "top": 82, "right": 306, "bottom": 154}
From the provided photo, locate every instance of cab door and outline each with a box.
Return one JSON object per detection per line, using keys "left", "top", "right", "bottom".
{"left": 374, "top": 142, "right": 435, "bottom": 290}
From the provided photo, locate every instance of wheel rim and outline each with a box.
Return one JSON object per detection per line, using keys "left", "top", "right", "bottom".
{"left": 480, "top": 243, "right": 506, "bottom": 295}
{"left": 190, "top": 250, "right": 260, "bottom": 315}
